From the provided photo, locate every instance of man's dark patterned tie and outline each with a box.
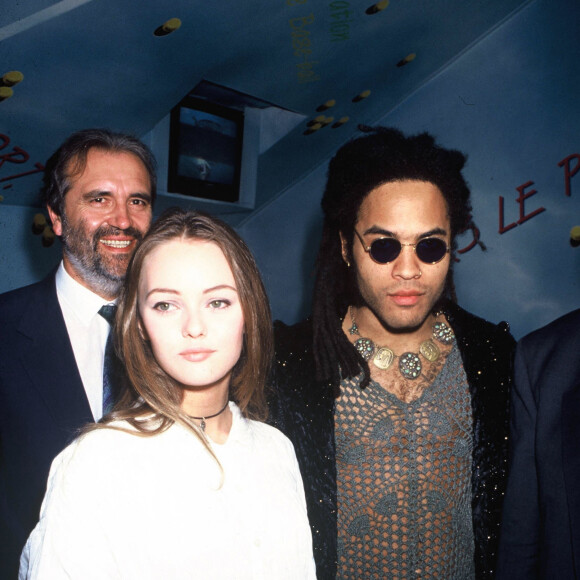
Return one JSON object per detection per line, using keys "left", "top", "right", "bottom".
{"left": 98, "top": 304, "right": 122, "bottom": 415}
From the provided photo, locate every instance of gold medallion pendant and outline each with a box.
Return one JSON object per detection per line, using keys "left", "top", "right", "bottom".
{"left": 419, "top": 339, "right": 440, "bottom": 362}
{"left": 373, "top": 347, "right": 395, "bottom": 370}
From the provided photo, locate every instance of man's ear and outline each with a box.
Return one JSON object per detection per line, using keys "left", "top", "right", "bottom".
{"left": 47, "top": 206, "right": 63, "bottom": 237}
{"left": 339, "top": 231, "right": 351, "bottom": 267}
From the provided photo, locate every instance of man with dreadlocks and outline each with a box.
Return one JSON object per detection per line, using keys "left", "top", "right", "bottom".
{"left": 268, "top": 126, "right": 515, "bottom": 580}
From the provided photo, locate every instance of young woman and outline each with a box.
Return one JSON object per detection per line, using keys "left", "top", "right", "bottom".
{"left": 20, "top": 208, "right": 315, "bottom": 579}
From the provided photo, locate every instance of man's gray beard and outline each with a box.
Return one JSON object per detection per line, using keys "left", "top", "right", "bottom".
{"left": 63, "top": 246, "right": 124, "bottom": 298}
{"left": 60, "top": 213, "right": 135, "bottom": 298}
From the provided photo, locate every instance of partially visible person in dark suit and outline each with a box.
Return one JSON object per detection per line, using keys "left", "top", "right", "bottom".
{"left": 0, "top": 128, "right": 156, "bottom": 579}
{"left": 497, "top": 308, "right": 580, "bottom": 579}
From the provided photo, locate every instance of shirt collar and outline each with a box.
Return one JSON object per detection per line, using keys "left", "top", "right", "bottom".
{"left": 55, "top": 261, "right": 115, "bottom": 326}
{"left": 222, "top": 402, "right": 252, "bottom": 447}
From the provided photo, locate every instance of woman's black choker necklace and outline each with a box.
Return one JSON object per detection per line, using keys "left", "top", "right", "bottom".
{"left": 189, "top": 400, "right": 229, "bottom": 432}
{"left": 348, "top": 307, "right": 455, "bottom": 380}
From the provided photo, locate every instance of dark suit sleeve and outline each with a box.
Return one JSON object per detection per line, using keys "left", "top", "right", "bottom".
{"left": 496, "top": 341, "right": 540, "bottom": 579}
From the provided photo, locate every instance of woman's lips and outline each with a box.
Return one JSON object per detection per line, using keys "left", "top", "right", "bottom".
{"left": 179, "top": 349, "right": 214, "bottom": 362}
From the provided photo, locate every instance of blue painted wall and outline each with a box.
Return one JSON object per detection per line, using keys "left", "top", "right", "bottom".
{"left": 239, "top": 0, "right": 580, "bottom": 339}
{"left": 0, "top": 205, "right": 62, "bottom": 293}
{"left": 1, "top": 0, "right": 578, "bottom": 341}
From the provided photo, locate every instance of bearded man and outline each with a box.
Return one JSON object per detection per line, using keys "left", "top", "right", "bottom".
{"left": 268, "top": 127, "right": 515, "bottom": 579}
{"left": 0, "top": 129, "right": 156, "bottom": 578}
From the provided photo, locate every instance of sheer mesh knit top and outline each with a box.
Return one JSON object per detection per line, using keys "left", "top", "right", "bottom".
{"left": 335, "top": 345, "right": 475, "bottom": 580}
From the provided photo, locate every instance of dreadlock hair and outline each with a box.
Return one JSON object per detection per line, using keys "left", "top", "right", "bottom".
{"left": 312, "top": 125, "right": 477, "bottom": 389}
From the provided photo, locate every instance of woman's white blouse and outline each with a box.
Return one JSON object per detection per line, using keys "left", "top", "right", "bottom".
{"left": 20, "top": 403, "right": 316, "bottom": 579}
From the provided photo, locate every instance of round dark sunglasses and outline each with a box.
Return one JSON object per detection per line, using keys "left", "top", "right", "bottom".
{"left": 354, "top": 229, "right": 450, "bottom": 264}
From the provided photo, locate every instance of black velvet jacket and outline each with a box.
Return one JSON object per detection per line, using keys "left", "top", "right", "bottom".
{"left": 268, "top": 301, "right": 515, "bottom": 580}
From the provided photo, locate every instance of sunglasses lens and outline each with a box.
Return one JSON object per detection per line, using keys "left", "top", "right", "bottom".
{"left": 416, "top": 238, "right": 448, "bottom": 263}
{"left": 369, "top": 238, "right": 402, "bottom": 263}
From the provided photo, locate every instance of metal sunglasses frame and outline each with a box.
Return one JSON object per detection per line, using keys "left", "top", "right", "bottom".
{"left": 353, "top": 228, "right": 450, "bottom": 264}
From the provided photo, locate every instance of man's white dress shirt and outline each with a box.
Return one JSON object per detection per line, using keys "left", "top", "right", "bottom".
{"left": 55, "top": 262, "right": 112, "bottom": 420}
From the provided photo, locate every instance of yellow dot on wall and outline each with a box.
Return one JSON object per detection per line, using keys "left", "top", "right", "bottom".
{"left": 332, "top": 116, "right": 350, "bottom": 128}
{"left": 41, "top": 226, "right": 55, "bottom": 248}
{"left": 2, "top": 71, "right": 24, "bottom": 86}
{"left": 0, "top": 86, "right": 14, "bottom": 101}
{"left": 571, "top": 225, "right": 580, "bottom": 241}
{"left": 352, "top": 90, "right": 371, "bottom": 102}
{"left": 316, "top": 99, "right": 336, "bottom": 112}
{"left": 397, "top": 53, "right": 417, "bottom": 67}
{"left": 32, "top": 213, "right": 47, "bottom": 235}
{"left": 304, "top": 123, "right": 323, "bottom": 135}
{"left": 366, "top": 0, "right": 389, "bottom": 14}
{"left": 154, "top": 18, "right": 182, "bottom": 36}
{"left": 307, "top": 116, "right": 329, "bottom": 127}
{"left": 163, "top": 18, "right": 182, "bottom": 32}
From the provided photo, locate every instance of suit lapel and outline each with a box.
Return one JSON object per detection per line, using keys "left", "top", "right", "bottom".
{"left": 562, "top": 383, "right": 580, "bottom": 576}
{"left": 17, "top": 274, "right": 93, "bottom": 428}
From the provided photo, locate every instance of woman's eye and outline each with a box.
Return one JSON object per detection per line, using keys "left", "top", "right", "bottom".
{"left": 153, "top": 302, "right": 173, "bottom": 312}
{"left": 209, "top": 299, "right": 230, "bottom": 309}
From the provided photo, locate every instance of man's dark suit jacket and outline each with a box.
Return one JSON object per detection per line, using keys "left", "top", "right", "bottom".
{"left": 0, "top": 272, "right": 93, "bottom": 579}
{"left": 497, "top": 309, "right": 580, "bottom": 579}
